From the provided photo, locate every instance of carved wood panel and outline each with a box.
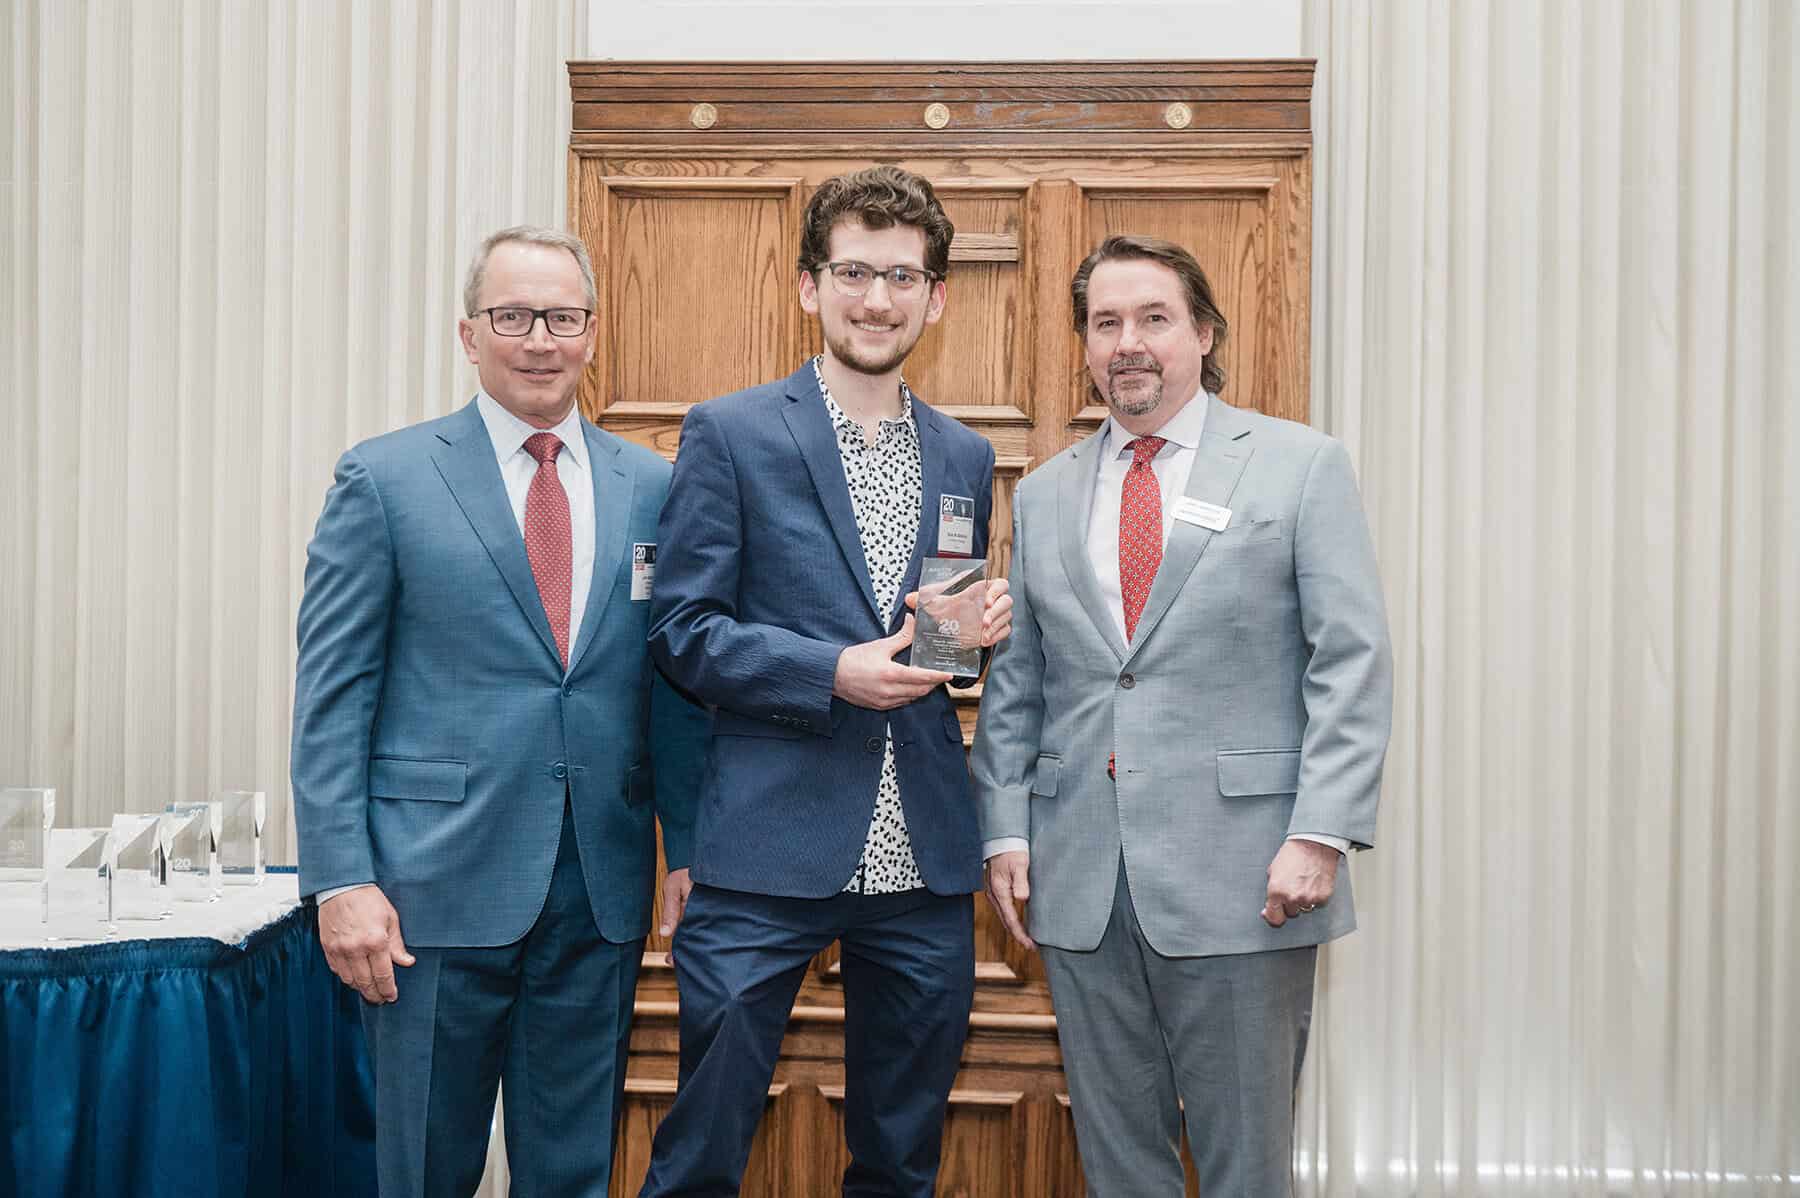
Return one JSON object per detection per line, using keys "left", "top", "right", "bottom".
{"left": 573, "top": 60, "right": 1312, "bottom": 1196}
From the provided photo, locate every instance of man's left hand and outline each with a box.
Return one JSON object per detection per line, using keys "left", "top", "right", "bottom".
{"left": 660, "top": 867, "right": 694, "bottom": 938}
{"left": 1261, "top": 839, "right": 1339, "bottom": 927}
{"left": 978, "top": 578, "right": 1013, "bottom": 647}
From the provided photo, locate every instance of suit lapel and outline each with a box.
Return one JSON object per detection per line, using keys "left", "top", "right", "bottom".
{"left": 565, "top": 421, "right": 634, "bottom": 675}
{"left": 1124, "top": 394, "right": 1254, "bottom": 659}
{"left": 781, "top": 365, "right": 884, "bottom": 626}
{"left": 431, "top": 400, "right": 562, "bottom": 668}
{"left": 897, "top": 397, "right": 945, "bottom": 634}
{"left": 1058, "top": 431, "right": 1129, "bottom": 662}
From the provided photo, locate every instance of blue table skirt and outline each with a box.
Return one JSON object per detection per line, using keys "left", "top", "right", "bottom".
{"left": 2, "top": 902, "right": 376, "bottom": 1198}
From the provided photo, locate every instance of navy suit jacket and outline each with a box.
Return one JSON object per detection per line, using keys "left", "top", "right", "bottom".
{"left": 292, "top": 399, "right": 708, "bottom": 947}
{"left": 649, "top": 363, "right": 995, "bottom": 898}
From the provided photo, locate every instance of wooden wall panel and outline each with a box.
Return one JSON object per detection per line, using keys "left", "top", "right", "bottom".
{"left": 571, "top": 60, "right": 1313, "bottom": 1197}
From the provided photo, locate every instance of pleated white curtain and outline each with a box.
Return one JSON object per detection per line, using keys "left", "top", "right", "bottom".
{"left": 1298, "top": 2, "right": 1798, "bottom": 1193}
{"left": 1, "top": 0, "right": 585, "bottom": 878}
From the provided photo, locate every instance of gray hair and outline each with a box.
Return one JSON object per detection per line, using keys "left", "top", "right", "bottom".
{"left": 463, "top": 225, "right": 597, "bottom": 316}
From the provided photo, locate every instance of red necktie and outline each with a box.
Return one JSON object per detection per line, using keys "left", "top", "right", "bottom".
{"left": 523, "top": 432, "right": 572, "bottom": 666}
{"left": 1118, "top": 435, "right": 1167, "bottom": 642}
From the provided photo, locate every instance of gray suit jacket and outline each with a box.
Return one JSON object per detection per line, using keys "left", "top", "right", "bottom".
{"left": 970, "top": 394, "right": 1393, "bottom": 956}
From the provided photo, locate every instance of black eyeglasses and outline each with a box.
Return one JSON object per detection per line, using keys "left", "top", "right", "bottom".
{"left": 815, "top": 261, "right": 941, "bottom": 298}
{"left": 474, "top": 307, "right": 593, "bottom": 338}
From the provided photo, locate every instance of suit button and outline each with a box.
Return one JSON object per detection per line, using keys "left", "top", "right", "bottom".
{"left": 552, "top": 762, "right": 568, "bottom": 779}
{"left": 864, "top": 737, "right": 883, "bottom": 753}
{"left": 1119, "top": 673, "right": 1136, "bottom": 689}
{"left": 562, "top": 685, "right": 575, "bottom": 698}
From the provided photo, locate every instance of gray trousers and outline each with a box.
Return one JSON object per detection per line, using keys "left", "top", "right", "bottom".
{"left": 1038, "top": 861, "right": 1317, "bottom": 1197}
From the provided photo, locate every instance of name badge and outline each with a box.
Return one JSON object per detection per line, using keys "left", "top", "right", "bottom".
{"left": 631, "top": 543, "right": 656, "bottom": 601}
{"left": 1173, "top": 498, "right": 1232, "bottom": 532}
{"left": 937, "top": 494, "right": 975, "bottom": 556}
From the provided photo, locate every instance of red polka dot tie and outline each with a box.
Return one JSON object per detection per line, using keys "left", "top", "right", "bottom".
{"left": 523, "top": 432, "right": 571, "bottom": 667}
{"left": 1119, "top": 435, "right": 1167, "bottom": 642}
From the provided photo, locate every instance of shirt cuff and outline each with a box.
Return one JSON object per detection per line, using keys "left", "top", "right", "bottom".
{"left": 983, "top": 837, "right": 1030, "bottom": 860}
{"left": 314, "top": 882, "right": 375, "bottom": 904}
{"left": 1288, "top": 833, "right": 1350, "bottom": 855}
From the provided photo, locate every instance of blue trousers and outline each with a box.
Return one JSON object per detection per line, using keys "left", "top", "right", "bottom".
{"left": 360, "top": 801, "right": 643, "bottom": 1197}
{"left": 639, "top": 884, "right": 975, "bottom": 1198}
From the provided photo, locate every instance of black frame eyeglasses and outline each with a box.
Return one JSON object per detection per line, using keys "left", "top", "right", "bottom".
{"left": 474, "top": 306, "right": 594, "bottom": 338}
{"left": 815, "top": 261, "right": 941, "bottom": 298}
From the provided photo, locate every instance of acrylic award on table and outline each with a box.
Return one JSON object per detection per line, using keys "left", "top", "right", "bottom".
{"left": 106, "top": 812, "right": 174, "bottom": 927}
{"left": 0, "top": 787, "right": 55, "bottom": 889}
{"left": 909, "top": 558, "right": 986, "bottom": 677}
{"left": 44, "top": 827, "right": 111, "bottom": 940}
{"left": 164, "top": 799, "right": 222, "bottom": 902}
{"left": 215, "top": 790, "right": 266, "bottom": 886}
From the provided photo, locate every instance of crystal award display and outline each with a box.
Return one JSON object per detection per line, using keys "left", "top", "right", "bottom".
{"left": 106, "top": 812, "right": 174, "bottom": 926}
{"left": 0, "top": 787, "right": 54, "bottom": 887}
{"left": 216, "top": 790, "right": 266, "bottom": 885}
{"left": 910, "top": 558, "right": 986, "bottom": 676}
{"left": 44, "top": 827, "right": 111, "bottom": 939}
{"left": 164, "top": 800, "right": 222, "bottom": 901}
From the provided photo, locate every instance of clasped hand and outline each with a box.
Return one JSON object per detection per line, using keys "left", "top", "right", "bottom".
{"left": 832, "top": 579, "right": 1012, "bottom": 711}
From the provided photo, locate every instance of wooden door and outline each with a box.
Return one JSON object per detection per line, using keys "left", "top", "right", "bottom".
{"left": 569, "top": 61, "right": 1314, "bottom": 1197}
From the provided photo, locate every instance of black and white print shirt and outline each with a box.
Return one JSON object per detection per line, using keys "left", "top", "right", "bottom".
{"left": 814, "top": 356, "right": 927, "bottom": 895}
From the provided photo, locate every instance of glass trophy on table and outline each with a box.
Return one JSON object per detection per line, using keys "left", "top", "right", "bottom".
{"left": 44, "top": 827, "right": 111, "bottom": 940}
{"left": 215, "top": 790, "right": 266, "bottom": 886}
{"left": 106, "top": 812, "right": 174, "bottom": 928}
{"left": 0, "top": 787, "right": 55, "bottom": 889}
{"left": 909, "top": 558, "right": 986, "bottom": 677}
{"left": 164, "top": 799, "right": 222, "bottom": 902}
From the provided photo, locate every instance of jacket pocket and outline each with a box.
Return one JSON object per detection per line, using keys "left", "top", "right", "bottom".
{"left": 369, "top": 757, "right": 468, "bottom": 803}
{"left": 1215, "top": 748, "right": 1301, "bottom": 797}
{"left": 1030, "top": 753, "right": 1062, "bottom": 798}
{"left": 1210, "top": 518, "right": 1285, "bottom": 549}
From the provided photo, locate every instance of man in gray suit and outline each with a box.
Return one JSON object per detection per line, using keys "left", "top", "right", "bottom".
{"left": 970, "top": 234, "right": 1392, "bottom": 1196}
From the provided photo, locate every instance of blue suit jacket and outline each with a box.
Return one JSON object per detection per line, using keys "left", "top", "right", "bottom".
{"left": 292, "top": 400, "right": 707, "bottom": 947}
{"left": 649, "top": 363, "right": 995, "bottom": 898}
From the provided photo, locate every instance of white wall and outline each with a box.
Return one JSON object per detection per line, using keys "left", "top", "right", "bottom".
{"left": 581, "top": 1, "right": 1301, "bottom": 60}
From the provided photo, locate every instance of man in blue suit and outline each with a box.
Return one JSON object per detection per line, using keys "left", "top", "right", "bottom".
{"left": 292, "top": 225, "right": 707, "bottom": 1197}
{"left": 639, "top": 166, "right": 1012, "bottom": 1198}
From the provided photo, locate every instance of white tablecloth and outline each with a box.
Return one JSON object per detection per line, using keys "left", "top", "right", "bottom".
{"left": 0, "top": 872, "right": 299, "bottom": 950}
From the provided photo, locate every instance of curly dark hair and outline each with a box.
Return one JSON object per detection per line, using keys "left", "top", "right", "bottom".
{"left": 797, "top": 166, "right": 955, "bottom": 280}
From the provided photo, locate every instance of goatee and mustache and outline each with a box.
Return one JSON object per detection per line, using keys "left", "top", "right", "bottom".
{"left": 824, "top": 317, "right": 915, "bottom": 376}
{"left": 1103, "top": 353, "right": 1165, "bottom": 415}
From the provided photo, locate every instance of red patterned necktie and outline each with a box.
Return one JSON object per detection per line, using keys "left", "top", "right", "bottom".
{"left": 523, "top": 432, "right": 572, "bottom": 667}
{"left": 1118, "top": 434, "right": 1167, "bottom": 642}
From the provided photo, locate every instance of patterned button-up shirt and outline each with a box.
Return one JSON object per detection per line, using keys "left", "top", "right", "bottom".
{"left": 814, "top": 356, "right": 927, "bottom": 894}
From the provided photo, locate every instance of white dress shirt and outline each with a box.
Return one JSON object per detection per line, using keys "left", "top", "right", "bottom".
{"left": 984, "top": 391, "right": 1348, "bottom": 861}
{"left": 474, "top": 391, "right": 597, "bottom": 659}
{"left": 318, "top": 395, "right": 597, "bottom": 905}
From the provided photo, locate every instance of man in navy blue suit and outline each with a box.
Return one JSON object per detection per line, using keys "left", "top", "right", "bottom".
{"left": 292, "top": 226, "right": 707, "bottom": 1196}
{"left": 640, "top": 166, "right": 1012, "bottom": 1198}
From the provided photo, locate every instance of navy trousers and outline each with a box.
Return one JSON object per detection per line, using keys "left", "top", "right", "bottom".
{"left": 360, "top": 801, "right": 643, "bottom": 1197}
{"left": 639, "top": 884, "right": 975, "bottom": 1198}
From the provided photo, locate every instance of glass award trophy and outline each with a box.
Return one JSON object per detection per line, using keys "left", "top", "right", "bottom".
{"left": 0, "top": 787, "right": 55, "bottom": 888}
{"left": 106, "top": 812, "right": 174, "bottom": 927}
{"left": 164, "top": 800, "right": 222, "bottom": 902}
{"left": 216, "top": 790, "right": 266, "bottom": 886}
{"left": 44, "top": 827, "right": 110, "bottom": 940}
{"left": 910, "top": 558, "right": 986, "bottom": 677}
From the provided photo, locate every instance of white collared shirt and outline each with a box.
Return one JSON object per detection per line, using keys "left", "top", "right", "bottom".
{"left": 1086, "top": 390, "right": 1210, "bottom": 645}
{"left": 983, "top": 389, "right": 1347, "bottom": 861}
{"left": 475, "top": 391, "right": 597, "bottom": 660}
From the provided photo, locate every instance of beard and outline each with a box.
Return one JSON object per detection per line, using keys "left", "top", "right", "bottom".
{"left": 1101, "top": 354, "right": 1165, "bottom": 416}
{"left": 821, "top": 317, "right": 923, "bottom": 377}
